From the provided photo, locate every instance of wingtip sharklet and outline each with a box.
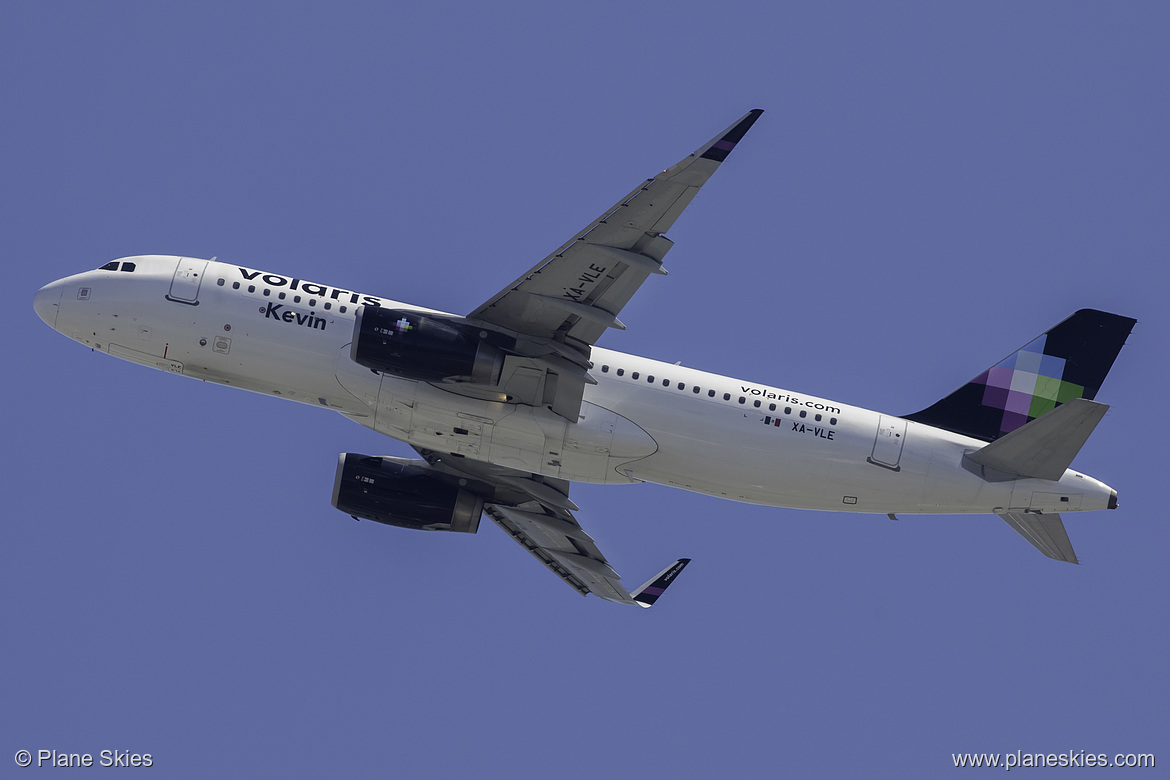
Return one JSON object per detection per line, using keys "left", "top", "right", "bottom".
{"left": 699, "top": 109, "right": 764, "bottom": 162}
{"left": 631, "top": 558, "right": 692, "bottom": 608}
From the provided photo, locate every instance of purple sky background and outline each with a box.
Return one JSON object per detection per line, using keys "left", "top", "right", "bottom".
{"left": 3, "top": 3, "right": 1167, "bottom": 777}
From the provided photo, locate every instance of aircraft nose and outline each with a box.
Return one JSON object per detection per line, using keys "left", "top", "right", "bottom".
{"left": 33, "top": 281, "right": 64, "bottom": 329}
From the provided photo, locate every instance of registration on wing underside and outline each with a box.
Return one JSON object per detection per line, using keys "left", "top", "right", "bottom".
{"left": 458, "top": 111, "right": 764, "bottom": 422}
{"left": 469, "top": 110, "right": 765, "bottom": 353}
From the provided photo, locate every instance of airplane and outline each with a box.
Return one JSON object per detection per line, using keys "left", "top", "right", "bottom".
{"left": 33, "top": 109, "right": 1136, "bottom": 607}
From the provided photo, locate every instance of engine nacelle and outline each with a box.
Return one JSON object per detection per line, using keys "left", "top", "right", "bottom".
{"left": 350, "top": 306, "right": 511, "bottom": 384}
{"left": 331, "top": 454, "right": 483, "bottom": 533}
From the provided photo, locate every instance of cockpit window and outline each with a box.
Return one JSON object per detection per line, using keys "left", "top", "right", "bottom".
{"left": 99, "top": 261, "right": 119, "bottom": 271}
{"left": 120, "top": 262, "right": 136, "bottom": 272}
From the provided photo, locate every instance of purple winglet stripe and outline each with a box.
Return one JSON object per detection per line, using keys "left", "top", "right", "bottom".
{"left": 712, "top": 139, "right": 736, "bottom": 152}
{"left": 640, "top": 586, "right": 665, "bottom": 597}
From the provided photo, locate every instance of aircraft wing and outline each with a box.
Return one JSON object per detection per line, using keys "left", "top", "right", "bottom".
{"left": 468, "top": 109, "right": 763, "bottom": 357}
{"left": 414, "top": 448, "right": 690, "bottom": 606}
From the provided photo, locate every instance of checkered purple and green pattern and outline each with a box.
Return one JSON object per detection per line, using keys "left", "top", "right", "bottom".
{"left": 906, "top": 309, "right": 1136, "bottom": 442}
{"left": 971, "top": 333, "right": 1085, "bottom": 435}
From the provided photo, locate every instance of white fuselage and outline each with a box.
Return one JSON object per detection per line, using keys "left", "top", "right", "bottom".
{"left": 34, "top": 256, "right": 1116, "bottom": 516}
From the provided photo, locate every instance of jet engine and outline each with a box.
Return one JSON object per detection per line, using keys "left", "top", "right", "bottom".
{"left": 350, "top": 306, "right": 513, "bottom": 384}
{"left": 331, "top": 453, "right": 484, "bottom": 533}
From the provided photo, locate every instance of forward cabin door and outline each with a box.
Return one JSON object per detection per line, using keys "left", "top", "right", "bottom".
{"left": 167, "top": 258, "right": 207, "bottom": 304}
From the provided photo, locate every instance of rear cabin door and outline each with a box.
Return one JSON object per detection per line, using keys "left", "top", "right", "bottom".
{"left": 868, "top": 415, "right": 906, "bottom": 471}
{"left": 167, "top": 258, "right": 207, "bottom": 304}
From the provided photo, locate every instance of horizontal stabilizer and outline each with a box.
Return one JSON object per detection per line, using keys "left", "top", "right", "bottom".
{"left": 997, "top": 512, "right": 1079, "bottom": 563}
{"left": 965, "top": 398, "right": 1108, "bottom": 481}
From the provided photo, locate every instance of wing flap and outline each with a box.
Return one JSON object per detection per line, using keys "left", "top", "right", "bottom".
{"left": 414, "top": 448, "right": 690, "bottom": 606}
{"left": 485, "top": 502, "right": 633, "bottom": 604}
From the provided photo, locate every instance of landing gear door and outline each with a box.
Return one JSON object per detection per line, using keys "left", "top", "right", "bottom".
{"left": 868, "top": 415, "right": 906, "bottom": 471}
{"left": 167, "top": 258, "right": 207, "bottom": 305}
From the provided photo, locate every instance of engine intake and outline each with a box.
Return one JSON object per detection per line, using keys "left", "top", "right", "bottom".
{"left": 350, "top": 307, "right": 511, "bottom": 384}
{"left": 331, "top": 454, "right": 483, "bottom": 533}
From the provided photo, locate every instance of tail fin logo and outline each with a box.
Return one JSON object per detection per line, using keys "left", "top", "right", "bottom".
{"left": 972, "top": 333, "right": 1085, "bottom": 435}
{"left": 906, "top": 309, "right": 1135, "bottom": 443}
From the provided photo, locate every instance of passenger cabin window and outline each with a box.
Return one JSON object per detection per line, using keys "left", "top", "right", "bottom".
{"left": 708, "top": 389, "right": 716, "bottom": 397}
{"left": 232, "top": 282, "right": 240, "bottom": 290}
{"left": 632, "top": 372, "right": 639, "bottom": 380}
{"left": 616, "top": 368, "right": 624, "bottom": 377}
{"left": 601, "top": 365, "right": 609, "bottom": 373}
{"left": 723, "top": 393, "right": 731, "bottom": 401}
{"left": 217, "top": 278, "right": 225, "bottom": 286}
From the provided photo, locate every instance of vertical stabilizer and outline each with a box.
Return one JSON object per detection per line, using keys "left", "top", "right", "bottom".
{"left": 907, "top": 309, "right": 1135, "bottom": 442}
